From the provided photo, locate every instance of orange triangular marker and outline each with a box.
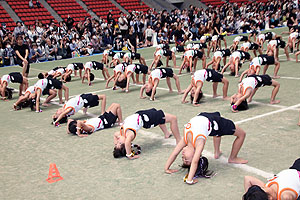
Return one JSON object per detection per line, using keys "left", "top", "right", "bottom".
{"left": 46, "top": 163, "right": 63, "bottom": 183}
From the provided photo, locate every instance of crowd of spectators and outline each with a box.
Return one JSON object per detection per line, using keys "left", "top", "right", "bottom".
{"left": 0, "top": 0, "right": 299, "bottom": 67}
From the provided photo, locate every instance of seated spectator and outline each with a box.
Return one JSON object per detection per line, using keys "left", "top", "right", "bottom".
{"left": 45, "top": 38, "right": 57, "bottom": 60}
{"left": 57, "top": 38, "right": 71, "bottom": 59}
{"left": 29, "top": 43, "right": 43, "bottom": 63}
{"left": 3, "top": 42, "right": 15, "bottom": 66}
{"left": 13, "top": 21, "right": 26, "bottom": 37}
{"left": 90, "top": 35, "right": 101, "bottom": 53}
{"left": 103, "top": 33, "right": 113, "bottom": 48}
{"left": 70, "top": 38, "right": 79, "bottom": 55}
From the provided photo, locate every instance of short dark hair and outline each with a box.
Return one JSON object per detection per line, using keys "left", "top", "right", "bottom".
{"left": 68, "top": 120, "right": 77, "bottom": 135}
{"left": 116, "top": 78, "right": 127, "bottom": 88}
{"left": 90, "top": 73, "right": 95, "bottom": 82}
{"left": 231, "top": 100, "right": 248, "bottom": 111}
{"left": 4, "top": 88, "right": 13, "bottom": 99}
{"left": 113, "top": 144, "right": 126, "bottom": 158}
{"left": 65, "top": 75, "right": 72, "bottom": 82}
{"left": 53, "top": 116, "right": 68, "bottom": 124}
{"left": 145, "top": 89, "right": 156, "bottom": 97}
{"left": 243, "top": 185, "right": 268, "bottom": 200}
{"left": 38, "top": 73, "right": 44, "bottom": 79}
{"left": 190, "top": 91, "right": 203, "bottom": 104}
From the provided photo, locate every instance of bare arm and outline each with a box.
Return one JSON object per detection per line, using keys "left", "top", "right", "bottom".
{"left": 182, "top": 84, "right": 193, "bottom": 103}
{"left": 151, "top": 80, "right": 159, "bottom": 100}
{"left": 140, "top": 84, "right": 146, "bottom": 99}
{"left": 15, "top": 50, "right": 25, "bottom": 61}
{"left": 239, "top": 69, "right": 249, "bottom": 82}
{"left": 125, "top": 131, "right": 139, "bottom": 159}
{"left": 186, "top": 139, "right": 205, "bottom": 184}
{"left": 25, "top": 49, "right": 29, "bottom": 59}
{"left": 113, "top": 131, "right": 120, "bottom": 145}
{"left": 54, "top": 108, "right": 72, "bottom": 124}
{"left": 126, "top": 72, "right": 132, "bottom": 92}
{"left": 112, "top": 73, "right": 121, "bottom": 88}
{"left": 244, "top": 176, "right": 265, "bottom": 191}
{"left": 206, "top": 59, "right": 214, "bottom": 68}
{"left": 105, "top": 74, "right": 115, "bottom": 88}
{"left": 221, "top": 61, "right": 231, "bottom": 74}
{"left": 164, "top": 139, "right": 186, "bottom": 173}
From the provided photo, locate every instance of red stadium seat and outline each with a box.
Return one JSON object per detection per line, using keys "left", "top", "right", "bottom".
{"left": 6, "top": 0, "right": 55, "bottom": 26}
{"left": 47, "top": 0, "right": 91, "bottom": 22}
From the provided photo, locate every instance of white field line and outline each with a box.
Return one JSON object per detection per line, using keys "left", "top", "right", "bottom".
{"left": 235, "top": 103, "right": 300, "bottom": 125}
{"left": 280, "top": 76, "right": 300, "bottom": 80}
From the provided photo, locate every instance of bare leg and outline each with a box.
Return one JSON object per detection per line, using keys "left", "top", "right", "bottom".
{"left": 273, "top": 62, "right": 280, "bottom": 78}
{"left": 270, "top": 80, "right": 280, "bottom": 104}
{"left": 212, "top": 82, "right": 218, "bottom": 98}
{"left": 62, "top": 85, "right": 69, "bottom": 102}
{"left": 263, "top": 65, "right": 269, "bottom": 75}
{"left": 58, "top": 89, "right": 63, "bottom": 104}
{"left": 248, "top": 88, "right": 258, "bottom": 103}
{"left": 222, "top": 77, "right": 229, "bottom": 99}
{"left": 213, "top": 136, "right": 222, "bottom": 159}
{"left": 98, "top": 94, "right": 106, "bottom": 114}
{"left": 166, "top": 77, "right": 172, "bottom": 92}
{"left": 173, "top": 74, "right": 182, "bottom": 93}
{"left": 107, "top": 103, "right": 123, "bottom": 123}
{"left": 44, "top": 90, "right": 57, "bottom": 104}
{"left": 14, "top": 94, "right": 30, "bottom": 108}
{"left": 22, "top": 61, "right": 28, "bottom": 77}
{"left": 228, "top": 125, "right": 248, "bottom": 164}
{"left": 162, "top": 113, "right": 181, "bottom": 144}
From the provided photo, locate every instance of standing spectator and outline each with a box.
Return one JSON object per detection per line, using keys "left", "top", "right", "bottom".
{"left": 127, "top": 26, "right": 137, "bottom": 52}
{"left": 174, "top": 23, "right": 185, "bottom": 46}
{"left": 144, "top": 25, "right": 153, "bottom": 47}
{"left": 29, "top": 0, "right": 34, "bottom": 8}
{"left": 287, "top": 7, "right": 297, "bottom": 30}
{"left": 45, "top": 38, "right": 57, "bottom": 60}
{"left": 14, "top": 35, "right": 30, "bottom": 77}
{"left": 36, "top": 0, "right": 41, "bottom": 8}
{"left": 66, "top": 15, "right": 75, "bottom": 31}
{"left": 13, "top": 21, "right": 26, "bottom": 37}
{"left": 0, "top": 23, "right": 8, "bottom": 37}
{"left": 107, "top": 10, "right": 115, "bottom": 26}
{"left": 118, "top": 12, "right": 128, "bottom": 38}
{"left": 3, "top": 42, "right": 15, "bottom": 66}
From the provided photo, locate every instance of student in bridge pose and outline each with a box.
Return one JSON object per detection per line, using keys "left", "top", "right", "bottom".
{"left": 113, "top": 108, "right": 181, "bottom": 159}
{"left": 165, "top": 112, "right": 247, "bottom": 184}
{"left": 243, "top": 158, "right": 300, "bottom": 200}
{"left": 67, "top": 103, "right": 123, "bottom": 137}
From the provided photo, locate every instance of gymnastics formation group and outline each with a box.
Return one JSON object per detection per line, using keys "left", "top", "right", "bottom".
{"left": 1, "top": 29, "right": 300, "bottom": 200}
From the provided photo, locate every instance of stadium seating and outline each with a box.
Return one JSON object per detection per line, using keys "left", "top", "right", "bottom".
{"left": 115, "top": 0, "right": 150, "bottom": 13}
{"left": 81, "top": 0, "right": 121, "bottom": 20}
{"left": 0, "top": 4, "right": 15, "bottom": 31}
{"left": 6, "top": 0, "right": 55, "bottom": 26}
{"left": 47, "top": 0, "right": 91, "bottom": 22}
{"left": 228, "top": 0, "right": 249, "bottom": 6}
{"left": 200, "top": 0, "right": 224, "bottom": 7}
